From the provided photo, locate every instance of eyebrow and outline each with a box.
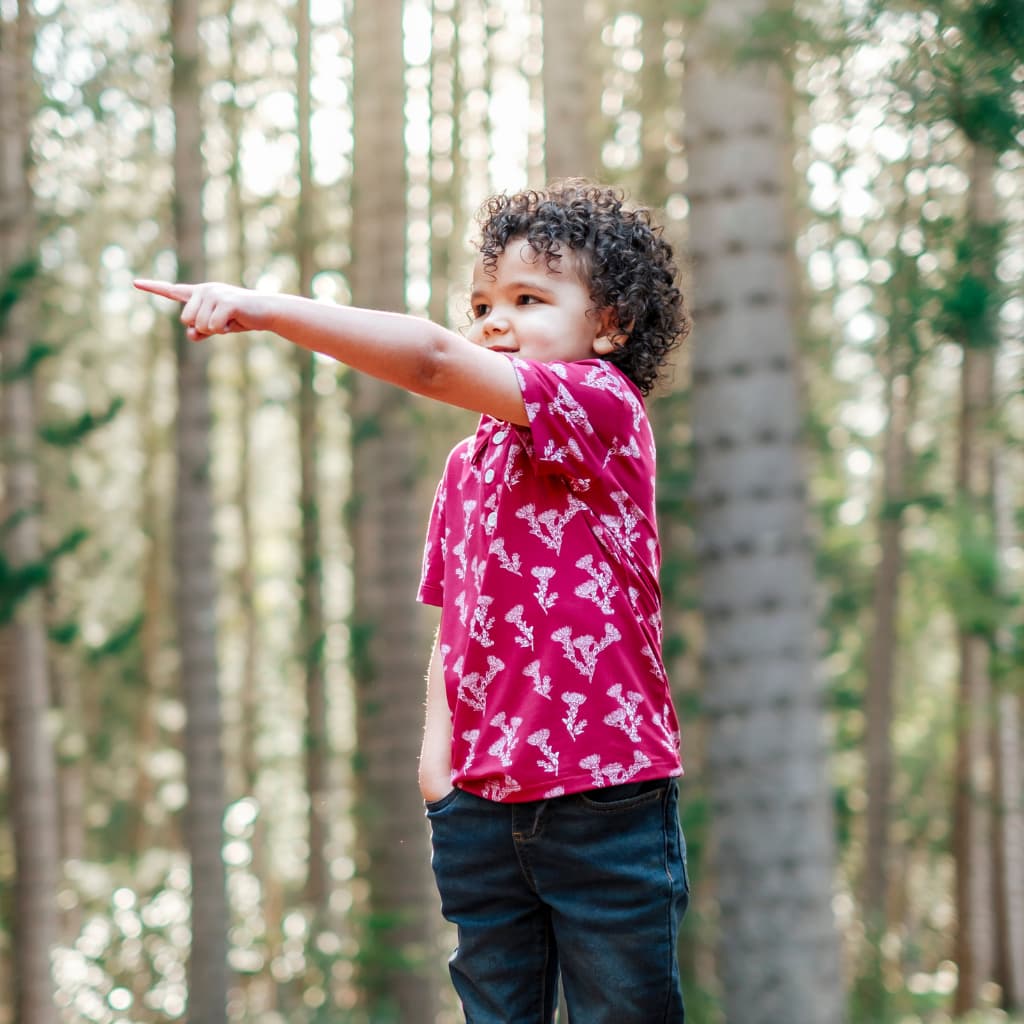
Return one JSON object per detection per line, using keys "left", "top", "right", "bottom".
{"left": 470, "top": 279, "right": 557, "bottom": 301}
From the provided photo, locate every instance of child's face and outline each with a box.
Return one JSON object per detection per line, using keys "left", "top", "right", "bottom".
{"left": 467, "top": 240, "right": 615, "bottom": 364}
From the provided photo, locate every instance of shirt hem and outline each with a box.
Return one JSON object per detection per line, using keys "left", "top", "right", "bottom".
{"left": 455, "top": 762, "right": 684, "bottom": 803}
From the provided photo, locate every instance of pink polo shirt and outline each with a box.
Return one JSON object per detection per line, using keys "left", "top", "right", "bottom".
{"left": 418, "top": 357, "right": 683, "bottom": 802}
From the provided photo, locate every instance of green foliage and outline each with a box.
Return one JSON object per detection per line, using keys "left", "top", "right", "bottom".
{"left": 735, "top": 8, "right": 831, "bottom": 65}
{"left": 0, "top": 522, "right": 86, "bottom": 624}
{"left": 85, "top": 612, "right": 143, "bottom": 662}
{"left": 38, "top": 396, "right": 125, "bottom": 446}
{"left": 944, "top": 502, "right": 1012, "bottom": 637}
{"left": 0, "top": 257, "right": 39, "bottom": 331}
{"left": 867, "top": 0, "right": 1024, "bottom": 153}
{"left": 936, "top": 225, "right": 1004, "bottom": 349}
{"left": 0, "top": 339, "right": 60, "bottom": 381}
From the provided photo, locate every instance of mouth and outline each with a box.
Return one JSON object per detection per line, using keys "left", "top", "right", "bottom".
{"left": 488, "top": 344, "right": 518, "bottom": 354}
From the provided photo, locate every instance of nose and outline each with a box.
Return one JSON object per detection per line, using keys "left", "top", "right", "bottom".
{"left": 483, "top": 311, "right": 509, "bottom": 338}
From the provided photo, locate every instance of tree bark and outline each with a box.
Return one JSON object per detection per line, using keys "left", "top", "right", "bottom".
{"left": 541, "top": 0, "right": 600, "bottom": 180}
{"left": 951, "top": 140, "right": 999, "bottom": 1015}
{"left": 862, "top": 366, "right": 911, "bottom": 923}
{"left": 294, "top": 0, "right": 331, "bottom": 913}
{"left": 170, "top": 1, "right": 230, "bottom": 1019}
{"left": 682, "top": 2, "right": 845, "bottom": 1020}
{"left": 349, "top": 0, "right": 442, "bottom": 1019}
{"left": 0, "top": 5, "right": 60, "bottom": 1022}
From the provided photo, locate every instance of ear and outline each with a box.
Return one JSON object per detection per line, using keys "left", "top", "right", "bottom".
{"left": 592, "top": 334, "right": 622, "bottom": 356}
{"left": 592, "top": 307, "right": 625, "bottom": 356}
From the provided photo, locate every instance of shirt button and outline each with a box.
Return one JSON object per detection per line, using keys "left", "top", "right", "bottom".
{"left": 492, "top": 430, "right": 507, "bottom": 445}
{"left": 484, "top": 468, "right": 496, "bottom": 484}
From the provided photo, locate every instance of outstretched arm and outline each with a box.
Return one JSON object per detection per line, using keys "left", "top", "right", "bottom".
{"left": 134, "top": 279, "right": 528, "bottom": 425}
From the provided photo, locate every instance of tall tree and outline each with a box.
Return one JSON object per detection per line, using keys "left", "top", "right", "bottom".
{"left": 169, "top": 0, "right": 230, "bottom": 1019}
{"left": 349, "top": 0, "right": 442, "bottom": 1018}
{"left": 294, "top": 0, "right": 331, "bottom": 914}
{"left": 861, "top": 215, "right": 919, "bottom": 926}
{"left": 682, "top": 2, "right": 846, "bottom": 1021}
{"left": 541, "top": 0, "right": 600, "bottom": 179}
{"left": 950, "top": 137, "right": 999, "bottom": 1014}
{"left": 0, "top": 3, "right": 60, "bottom": 1023}
{"left": 910, "top": 2, "right": 1024, "bottom": 1010}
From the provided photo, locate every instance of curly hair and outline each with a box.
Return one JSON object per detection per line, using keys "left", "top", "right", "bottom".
{"left": 475, "top": 179, "right": 690, "bottom": 395}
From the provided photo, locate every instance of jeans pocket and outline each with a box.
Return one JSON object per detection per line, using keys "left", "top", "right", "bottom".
{"left": 577, "top": 777, "right": 669, "bottom": 810}
{"left": 424, "top": 788, "right": 461, "bottom": 814}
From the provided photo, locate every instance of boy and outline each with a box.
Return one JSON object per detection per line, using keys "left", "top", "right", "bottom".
{"left": 137, "top": 179, "right": 692, "bottom": 1023}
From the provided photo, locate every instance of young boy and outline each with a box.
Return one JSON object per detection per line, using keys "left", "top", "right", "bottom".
{"left": 136, "top": 179, "right": 692, "bottom": 1023}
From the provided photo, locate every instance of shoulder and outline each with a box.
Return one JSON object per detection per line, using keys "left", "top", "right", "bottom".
{"left": 513, "top": 358, "right": 648, "bottom": 433}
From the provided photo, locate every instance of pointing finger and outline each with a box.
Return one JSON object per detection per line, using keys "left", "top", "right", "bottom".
{"left": 133, "top": 279, "right": 194, "bottom": 303}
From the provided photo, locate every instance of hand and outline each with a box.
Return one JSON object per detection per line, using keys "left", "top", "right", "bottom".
{"left": 134, "top": 279, "right": 274, "bottom": 342}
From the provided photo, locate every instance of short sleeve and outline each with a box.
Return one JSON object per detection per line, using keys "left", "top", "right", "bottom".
{"left": 510, "top": 358, "right": 647, "bottom": 481}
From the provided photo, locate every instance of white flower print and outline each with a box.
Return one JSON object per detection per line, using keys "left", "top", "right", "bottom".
{"left": 641, "top": 643, "right": 666, "bottom": 681}
{"left": 550, "top": 382, "right": 595, "bottom": 435}
{"left": 527, "top": 729, "right": 559, "bottom": 774}
{"left": 481, "top": 775, "right": 521, "bottom": 801}
{"left": 551, "top": 622, "right": 621, "bottom": 681}
{"left": 603, "top": 683, "right": 644, "bottom": 743}
{"left": 574, "top": 555, "right": 619, "bottom": 615}
{"left": 602, "top": 435, "right": 641, "bottom": 468}
{"left": 516, "top": 496, "right": 589, "bottom": 554}
{"left": 523, "top": 660, "right": 552, "bottom": 699}
{"left": 488, "top": 711, "right": 523, "bottom": 767}
{"left": 531, "top": 566, "right": 558, "bottom": 612}
{"left": 653, "top": 703, "right": 681, "bottom": 753}
{"left": 561, "top": 692, "right": 588, "bottom": 739}
{"left": 457, "top": 655, "right": 504, "bottom": 712}
{"left": 505, "top": 604, "right": 534, "bottom": 649}
{"left": 469, "top": 594, "right": 496, "bottom": 648}
{"left": 600, "top": 491, "right": 642, "bottom": 551}
{"left": 540, "top": 436, "right": 585, "bottom": 465}
{"left": 581, "top": 364, "right": 644, "bottom": 430}
{"left": 460, "top": 729, "right": 480, "bottom": 774}
{"left": 579, "top": 749, "right": 652, "bottom": 787}
{"left": 489, "top": 537, "right": 523, "bottom": 576}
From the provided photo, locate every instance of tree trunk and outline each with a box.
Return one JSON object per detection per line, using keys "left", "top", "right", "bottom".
{"left": 951, "top": 140, "right": 999, "bottom": 1015}
{"left": 294, "top": 0, "right": 331, "bottom": 913}
{"left": 170, "top": 1, "right": 230, "bottom": 1020}
{"left": 862, "top": 366, "right": 911, "bottom": 923}
{"left": 992, "top": 445, "right": 1024, "bottom": 1009}
{"left": 350, "top": 0, "right": 442, "bottom": 1019}
{"left": 0, "top": 6, "right": 60, "bottom": 1022}
{"left": 541, "top": 0, "right": 600, "bottom": 180}
{"left": 682, "top": 2, "right": 845, "bottom": 1021}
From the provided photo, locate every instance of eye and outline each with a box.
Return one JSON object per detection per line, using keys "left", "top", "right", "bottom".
{"left": 517, "top": 294, "right": 540, "bottom": 306}
{"left": 471, "top": 303, "right": 490, "bottom": 319}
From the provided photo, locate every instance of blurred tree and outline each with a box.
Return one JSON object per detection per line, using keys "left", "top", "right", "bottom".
{"left": 682, "top": 1, "right": 846, "bottom": 1021}
{"left": 293, "top": 0, "right": 331, "bottom": 917}
{"left": 542, "top": 0, "right": 601, "bottom": 179}
{"left": 0, "top": 3, "right": 60, "bottom": 1022}
{"left": 950, "top": 138, "right": 999, "bottom": 1014}
{"left": 169, "top": 0, "right": 230, "bottom": 1019}
{"left": 861, "top": 199, "right": 921, "bottom": 928}
{"left": 898, "top": 0, "right": 1024, "bottom": 1011}
{"left": 349, "top": 0, "right": 442, "bottom": 1018}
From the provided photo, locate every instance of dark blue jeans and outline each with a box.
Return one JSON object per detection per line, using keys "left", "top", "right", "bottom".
{"left": 426, "top": 779, "right": 689, "bottom": 1023}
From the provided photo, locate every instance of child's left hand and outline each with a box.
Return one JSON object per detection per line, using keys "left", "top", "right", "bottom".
{"left": 134, "top": 279, "right": 274, "bottom": 342}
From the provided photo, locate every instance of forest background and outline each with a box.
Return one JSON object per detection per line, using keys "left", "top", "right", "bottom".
{"left": 0, "top": 0, "right": 1021, "bottom": 1022}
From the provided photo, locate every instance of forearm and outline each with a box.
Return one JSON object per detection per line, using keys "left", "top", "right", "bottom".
{"left": 266, "top": 295, "right": 456, "bottom": 398}
{"left": 134, "top": 277, "right": 527, "bottom": 422}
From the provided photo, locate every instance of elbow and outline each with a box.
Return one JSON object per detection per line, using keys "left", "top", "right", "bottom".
{"left": 412, "top": 327, "right": 462, "bottom": 400}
